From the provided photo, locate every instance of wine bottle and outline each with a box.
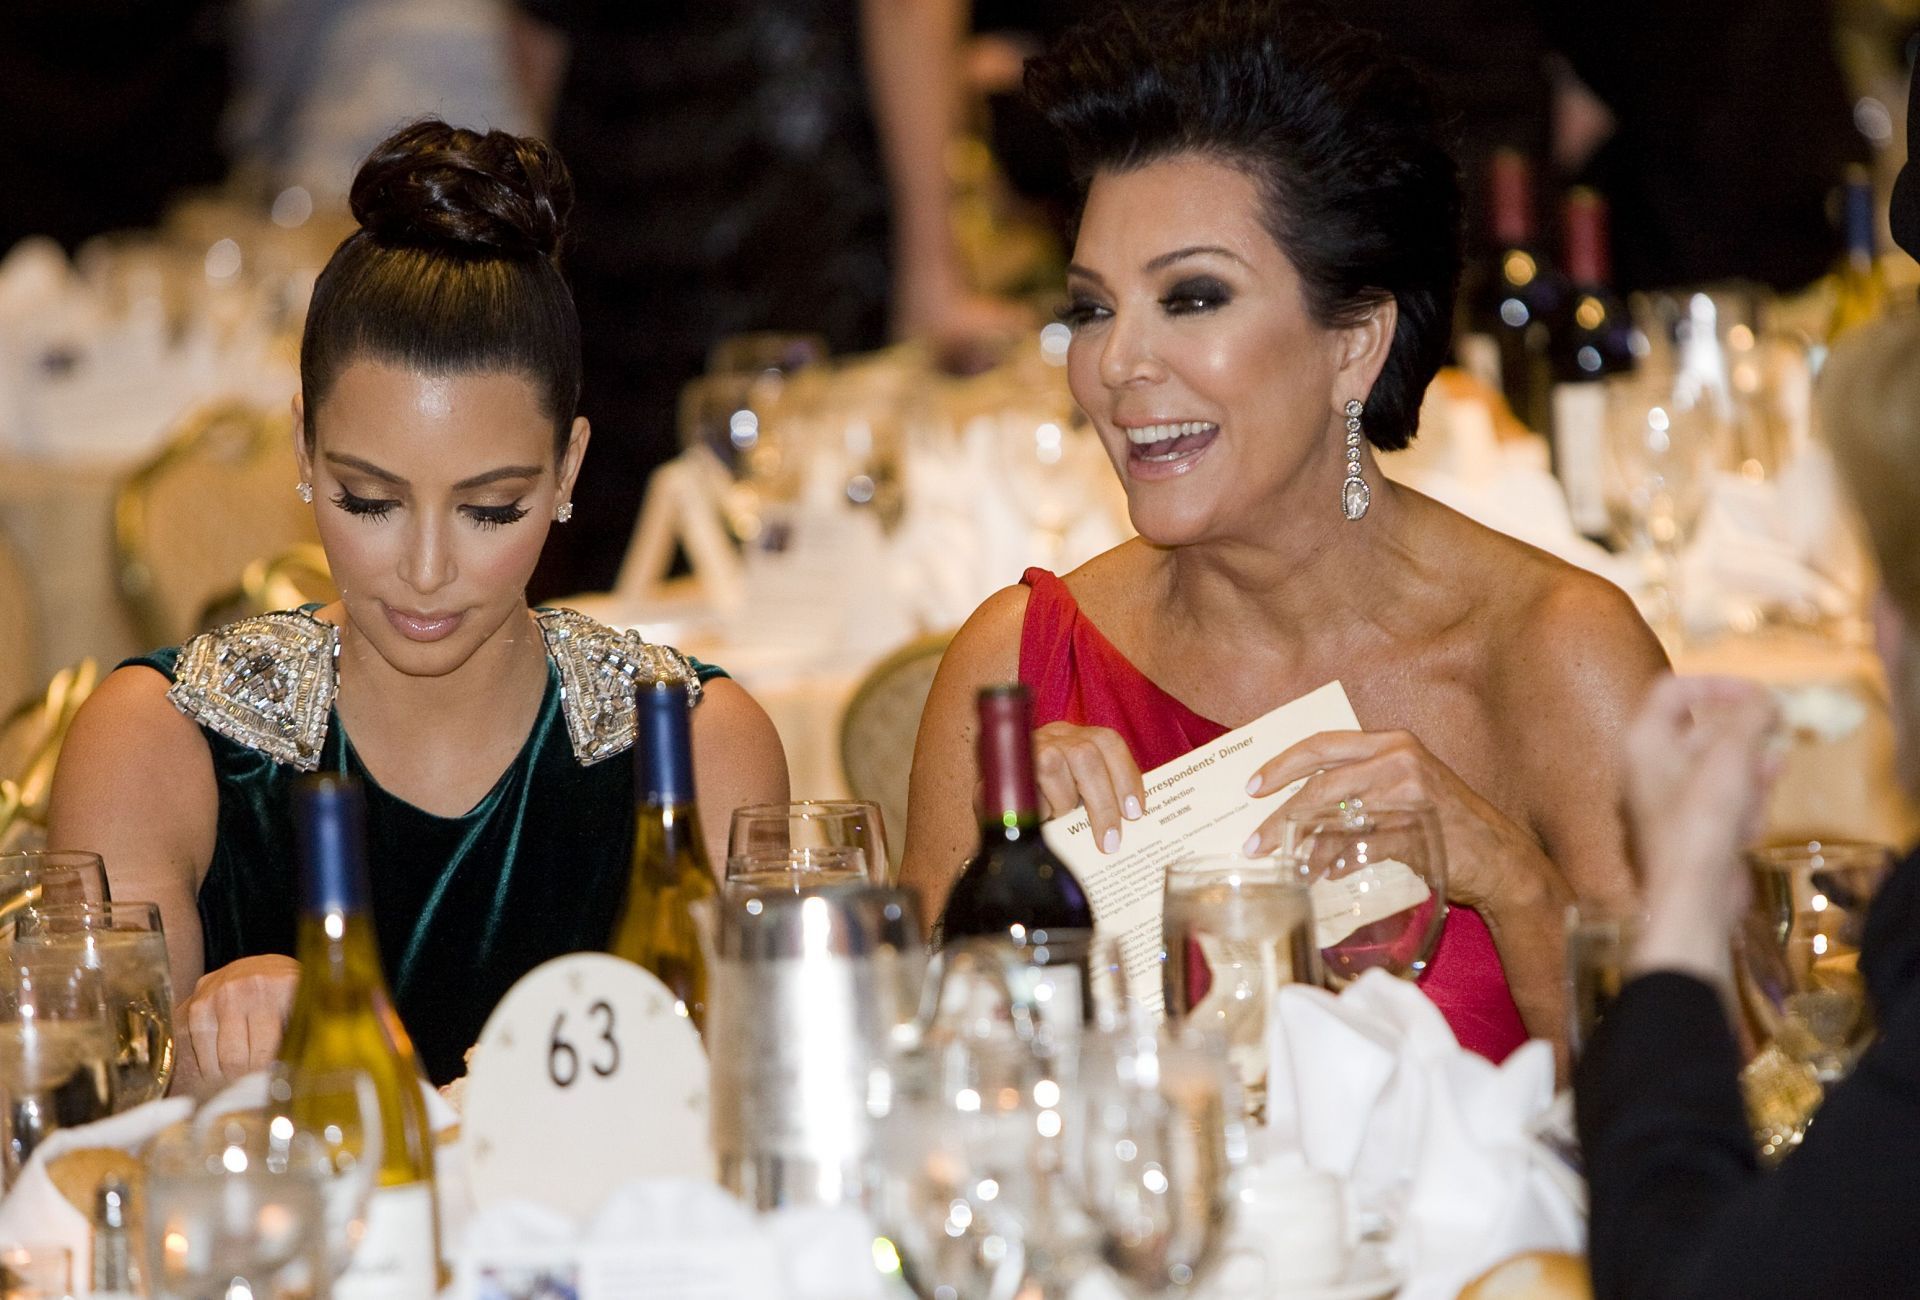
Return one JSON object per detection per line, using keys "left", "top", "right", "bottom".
{"left": 607, "top": 681, "right": 716, "bottom": 1033}
{"left": 1459, "top": 149, "right": 1562, "bottom": 437}
{"left": 1828, "top": 165, "right": 1887, "bottom": 344}
{"left": 278, "top": 775, "right": 439, "bottom": 1300}
{"left": 1551, "top": 187, "right": 1637, "bottom": 543}
{"left": 938, "top": 684, "right": 1095, "bottom": 1026}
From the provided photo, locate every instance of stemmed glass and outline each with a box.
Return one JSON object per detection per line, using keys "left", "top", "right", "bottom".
{"left": 1602, "top": 373, "right": 1718, "bottom": 647}
{"left": 1159, "top": 856, "right": 1317, "bottom": 1121}
{"left": 1738, "top": 839, "right": 1891, "bottom": 1083}
{"left": 1077, "top": 949, "right": 1239, "bottom": 1297}
{"left": 729, "top": 801, "right": 893, "bottom": 886}
{"left": 142, "top": 1064, "right": 383, "bottom": 1299}
{"left": 0, "top": 850, "right": 111, "bottom": 930}
{"left": 1281, "top": 802, "right": 1448, "bottom": 987}
{"left": 724, "top": 845, "right": 868, "bottom": 903}
{"left": 0, "top": 958, "right": 115, "bottom": 1187}
{"left": 12, "top": 902, "right": 173, "bottom": 1108}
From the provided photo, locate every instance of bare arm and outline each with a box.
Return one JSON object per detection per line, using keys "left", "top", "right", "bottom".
{"left": 898, "top": 585, "right": 1028, "bottom": 930}
{"left": 46, "top": 667, "right": 217, "bottom": 1003}
{"left": 690, "top": 678, "right": 790, "bottom": 877}
{"left": 506, "top": 9, "right": 570, "bottom": 134}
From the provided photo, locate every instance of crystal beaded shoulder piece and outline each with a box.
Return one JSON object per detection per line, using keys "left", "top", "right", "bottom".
{"left": 535, "top": 609, "right": 705, "bottom": 767}
{"left": 166, "top": 611, "right": 341, "bottom": 771}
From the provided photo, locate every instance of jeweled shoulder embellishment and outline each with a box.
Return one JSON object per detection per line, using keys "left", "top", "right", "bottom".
{"left": 536, "top": 609, "right": 704, "bottom": 767}
{"left": 166, "top": 612, "right": 340, "bottom": 771}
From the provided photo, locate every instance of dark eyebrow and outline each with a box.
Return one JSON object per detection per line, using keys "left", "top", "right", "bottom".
{"left": 1065, "top": 245, "right": 1248, "bottom": 285}
{"left": 324, "top": 453, "right": 544, "bottom": 492}
{"left": 1144, "top": 244, "right": 1247, "bottom": 273}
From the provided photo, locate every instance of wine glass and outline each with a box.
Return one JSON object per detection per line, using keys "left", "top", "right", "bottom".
{"left": 1565, "top": 897, "right": 1643, "bottom": 1063}
{"left": 1160, "top": 856, "right": 1317, "bottom": 1121}
{"left": 1076, "top": 963, "right": 1239, "bottom": 1298}
{"left": 1281, "top": 802, "right": 1447, "bottom": 987}
{"left": 724, "top": 844, "right": 869, "bottom": 903}
{"left": 0, "top": 850, "right": 110, "bottom": 931}
{"left": 1738, "top": 839, "right": 1892, "bottom": 1084}
{"left": 12, "top": 902, "right": 174, "bottom": 1108}
{"left": 0, "top": 958, "right": 114, "bottom": 1187}
{"left": 1601, "top": 372, "right": 1718, "bottom": 647}
{"left": 728, "top": 801, "right": 893, "bottom": 886}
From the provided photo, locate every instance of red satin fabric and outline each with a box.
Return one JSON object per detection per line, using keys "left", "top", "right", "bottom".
{"left": 1017, "top": 567, "right": 1530, "bottom": 1062}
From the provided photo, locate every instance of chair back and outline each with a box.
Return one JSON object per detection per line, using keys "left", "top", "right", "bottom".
{"left": 196, "top": 544, "right": 337, "bottom": 632}
{"left": 839, "top": 632, "right": 953, "bottom": 868}
{"left": 114, "top": 401, "right": 317, "bottom": 646}
{"left": 0, "top": 527, "right": 38, "bottom": 720}
{"left": 0, "top": 658, "right": 99, "bottom": 849}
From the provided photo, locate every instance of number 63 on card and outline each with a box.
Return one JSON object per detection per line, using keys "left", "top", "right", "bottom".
{"left": 463, "top": 953, "right": 712, "bottom": 1218}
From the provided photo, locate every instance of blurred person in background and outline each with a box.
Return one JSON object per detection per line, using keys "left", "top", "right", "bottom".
{"left": 0, "top": 0, "right": 233, "bottom": 255}
{"left": 977, "top": 0, "right": 1865, "bottom": 293}
{"left": 508, "top": 0, "right": 1030, "bottom": 600}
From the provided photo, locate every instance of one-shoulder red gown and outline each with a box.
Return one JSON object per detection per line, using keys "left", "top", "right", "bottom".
{"left": 1017, "top": 567, "right": 1530, "bottom": 1062}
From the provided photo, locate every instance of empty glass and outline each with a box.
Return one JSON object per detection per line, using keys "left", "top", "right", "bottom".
{"left": 0, "top": 959, "right": 114, "bottom": 1187}
{"left": 13, "top": 902, "right": 174, "bottom": 1108}
{"left": 1282, "top": 802, "right": 1447, "bottom": 987}
{"left": 0, "top": 851, "right": 110, "bottom": 932}
{"left": 728, "top": 801, "right": 892, "bottom": 886}
{"left": 1076, "top": 1004, "right": 1238, "bottom": 1296}
{"left": 1160, "top": 857, "right": 1317, "bottom": 1120}
{"left": 1739, "top": 839, "right": 1892, "bottom": 1084}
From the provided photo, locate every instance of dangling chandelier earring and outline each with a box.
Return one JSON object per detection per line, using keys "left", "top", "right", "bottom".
{"left": 295, "top": 481, "right": 313, "bottom": 504}
{"left": 1341, "top": 399, "right": 1370, "bottom": 521}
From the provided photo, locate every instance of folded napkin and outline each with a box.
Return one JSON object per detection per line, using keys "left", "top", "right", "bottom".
{"left": 0, "top": 1095, "right": 194, "bottom": 1289}
{"left": 1263, "top": 971, "right": 1584, "bottom": 1300}
{"left": 451, "top": 1181, "right": 891, "bottom": 1299}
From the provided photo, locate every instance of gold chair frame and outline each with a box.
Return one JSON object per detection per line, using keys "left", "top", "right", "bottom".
{"left": 0, "top": 658, "right": 99, "bottom": 849}
{"left": 838, "top": 630, "right": 954, "bottom": 866}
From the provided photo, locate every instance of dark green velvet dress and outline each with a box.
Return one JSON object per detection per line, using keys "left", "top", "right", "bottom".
{"left": 127, "top": 608, "right": 725, "bottom": 1086}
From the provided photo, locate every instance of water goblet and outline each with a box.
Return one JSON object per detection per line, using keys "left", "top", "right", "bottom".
{"left": 1160, "top": 856, "right": 1317, "bottom": 1120}
{"left": 724, "top": 844, "right": 869, "bottom": 903}
{"left": 728, "top": 800, "right": 893, "bottom": 886}
{"left": 13, "top": 902, "right": 174, "bottom": 1108}
{"left": 1281, "top": 802, "right": 1448, "bottom": 987}
{"left": 0, "top": 959, "right": 114, "bottom": 1187}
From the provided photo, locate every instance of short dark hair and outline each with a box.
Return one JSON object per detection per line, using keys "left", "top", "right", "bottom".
{"left": 300, "top": 120, "right": 582, "bottom": 458}
{"left": 1026, "top": 2, "right": 1461, "bottom": 450}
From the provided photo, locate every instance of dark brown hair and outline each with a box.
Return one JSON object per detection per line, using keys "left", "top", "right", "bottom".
{"left": 300, "top": 120, "right": 581, "bottom": 457}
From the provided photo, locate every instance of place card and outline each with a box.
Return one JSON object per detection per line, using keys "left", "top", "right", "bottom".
{"left": 462, "top": 954, "right": 711, "bottom": 1220}
{"left": 1041, "top": 681, "right": 1361, "bottom": 1010}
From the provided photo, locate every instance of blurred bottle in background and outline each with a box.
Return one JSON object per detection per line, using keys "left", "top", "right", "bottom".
{"left": 1459, "top": 150, "right": 1564, "bottom": 438}
{"left": 1827, "top": 165, "right": 1889, "bottom": 344}
{"left": 1553, "top": 187, "right": 1639, "bottom": 542}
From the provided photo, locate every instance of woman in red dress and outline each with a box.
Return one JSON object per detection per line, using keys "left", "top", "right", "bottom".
{"left": 899, "top": 1, "right": 1665, "bottom": 1065}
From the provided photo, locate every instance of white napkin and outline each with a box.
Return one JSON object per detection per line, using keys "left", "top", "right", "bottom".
{"left": 1263, "top": 971, "right": 1584, "bottom": 1300}
{"left": 0, "top": 1095, "right": 194, "bottom": 1288}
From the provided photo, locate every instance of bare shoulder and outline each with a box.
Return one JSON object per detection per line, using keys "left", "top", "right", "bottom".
{"left": 1492, "top": 557, "right": 1668, "bottom": 716}
{"left": 48, "top": 664, "right": 218, "bottom": 888}
{"left": 937, "top": 581, "right": 1032, "bottom": 687}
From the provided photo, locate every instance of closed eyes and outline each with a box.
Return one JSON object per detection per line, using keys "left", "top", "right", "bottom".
{"left": 330, "top": 488, "right": 529, "bottom": 529}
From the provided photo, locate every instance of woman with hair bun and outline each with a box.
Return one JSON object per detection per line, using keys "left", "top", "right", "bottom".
{"left": 48, "top": 120, "right": 790, "bottom": 1088}
{"left": 900, "top": 2, "right": 1664, "bottom": 1063}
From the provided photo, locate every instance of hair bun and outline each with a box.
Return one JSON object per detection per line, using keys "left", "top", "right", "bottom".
{"left": 349, "top": 119, "right": 573, "bottom": 260}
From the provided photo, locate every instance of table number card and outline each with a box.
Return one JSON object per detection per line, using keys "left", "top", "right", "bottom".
{"left": 1042, "top": 681, "right": 1362, "bottom": 1009}
{"left": 462, "top": 953, "right": 711, "bottom": 1220}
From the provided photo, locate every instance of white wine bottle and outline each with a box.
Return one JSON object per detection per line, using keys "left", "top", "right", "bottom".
{"left": 278, "top": 775, "right": 439, "bottom": 1298}
{"left": 607, "top": 681, "right": 716, "bottom": 1033}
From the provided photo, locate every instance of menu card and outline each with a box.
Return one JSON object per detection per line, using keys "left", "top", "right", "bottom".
{"left": 1041, "top": 681, "right": 1361, "bottom": 1010}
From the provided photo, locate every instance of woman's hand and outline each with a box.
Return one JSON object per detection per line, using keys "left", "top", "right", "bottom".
{"left": 1243, "top": 729, "right": 1565, "bottom": 916}
{"left": 173, "top": 955, "right": 302, "bottom": 1091}
{"left": 1621, "top": 675, "right": 1780, "bottom": 981}
{"left": 1032, "top": 722, "right": 1146, "bottom": 854}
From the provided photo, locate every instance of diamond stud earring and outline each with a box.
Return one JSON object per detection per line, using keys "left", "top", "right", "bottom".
{"left": 554, "top": 501, "right": 574, "bottom": 523}
{"left": 296, "top": 481, "right": 314, "bottom": 504}
{"left": 1341, "top": 399, "right": 1369, "bottom": 521}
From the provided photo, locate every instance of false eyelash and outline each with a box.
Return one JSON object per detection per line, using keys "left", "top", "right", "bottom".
{"left": 332, "top": 489, "right": 396, "bottom": 520}
{"left": 466, "top": 502, "right": 529, "bottom": 530}
{"left": 1054, "top": 299, "right": 1108, "bottom": 329}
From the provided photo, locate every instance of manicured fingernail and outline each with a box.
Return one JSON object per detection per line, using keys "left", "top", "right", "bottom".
{"left": 1103, "top": 828, "right": 1121, "bottom": 853}
{"left": 1243, "top": 833, "right": 1262, "bottom": 857}
{"left": 1124, "top": 796, "right": 1142, "bottom": 820}
{"left": 1246, "top": 775, "right": 1263, "bottom": 795}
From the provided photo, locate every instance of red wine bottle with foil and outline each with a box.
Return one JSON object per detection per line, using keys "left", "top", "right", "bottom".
{"left": 938, "top": 685, "right": 1094, "bottom": 991}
